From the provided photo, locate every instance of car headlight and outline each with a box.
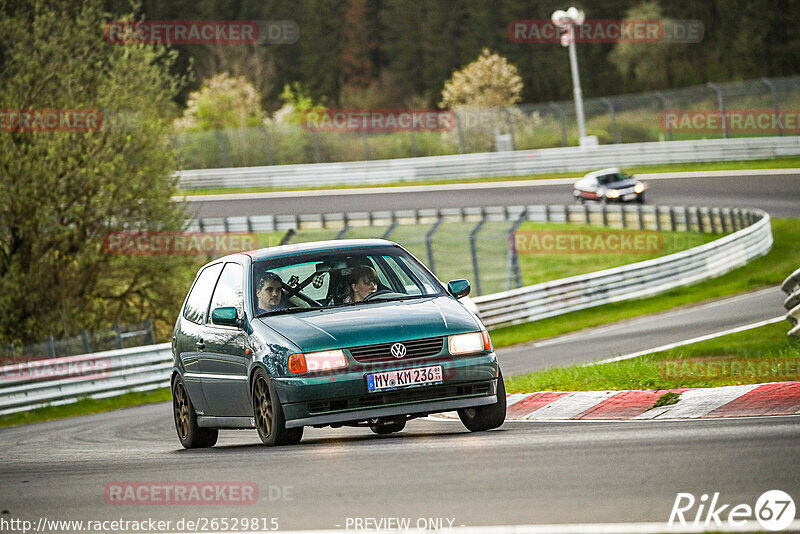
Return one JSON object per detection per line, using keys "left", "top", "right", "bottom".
{"left": 448, "top": 331, "right": 491, "bottom": 355}
{"left": 606, "top": 190, "right": 620, "bottom": 198}
{"left": 634, "top": 183, "right": 645, "bottom": 194}
{"left": 288, "top": 349, "right": 347, "bottom": 374}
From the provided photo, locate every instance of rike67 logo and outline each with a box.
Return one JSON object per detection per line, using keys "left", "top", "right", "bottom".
{"left": 669, "top": 490, "right": 796, "bottom": 531}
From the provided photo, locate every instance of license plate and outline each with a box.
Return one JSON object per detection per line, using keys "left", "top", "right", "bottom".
{"left": 624, "top": 193, "right": 637, "bottom": 201}
{"left": 367, "top": 365, "right": 443, "bottom": 392}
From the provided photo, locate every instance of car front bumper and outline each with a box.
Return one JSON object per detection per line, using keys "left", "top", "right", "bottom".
{"left": 274, "top": 352, "right": 499, "bottom": 427}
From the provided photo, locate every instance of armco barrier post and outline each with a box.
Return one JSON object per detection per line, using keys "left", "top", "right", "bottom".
{"left": 410, "top": 132, "right": 419, "bottom": 158}
{"left": 601, "top": 98, "right": 620, "bottom": 144}
{"left": 707, "top": 82, "right": 728, "bottom": 139}
{"left": 549, "top": 103, "right": 568, "bottom": 147}
{"left": 454, "top": 112, "right": 466, "bottom": 154}
{"left": 469, "top": 213, "right": 487, "bottom": 296}
{"left": 360, "top": 131, "right": 372, "bottom": 160}
{"left": 260, "top": 126, "right": 275, "bottom": 166}
{"left": 425, "top": 214, "right": 444, "bottom": 274}
{"left": 279, "top": 228, "right": 295, "bottom": 245}
{"left": 761, "top": 78, "right": 783, "bottom": 136}
{"left": 81, "top": 329, "right": 91, "bottom": 353}
{"left": 114, "top": 324, "right": 123, "bottom": 349}
{"left": 654, "top": 92, "right": 672, "bottom": 141}
{"left": 336, "top": 213, "right": 349, "bottom": 239}
{"left": 214, "top": 130, "right": 231, "bottom": 168}
{"left": 506, "top": 209, "right": 527, "bottom": 290}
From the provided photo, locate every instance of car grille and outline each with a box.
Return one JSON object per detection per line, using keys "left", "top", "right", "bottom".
{"left": 348, "top": 337, "right": 444, "bottom": 363}
{"left": 307, "top": 382, "right": 492, "bottom": 415}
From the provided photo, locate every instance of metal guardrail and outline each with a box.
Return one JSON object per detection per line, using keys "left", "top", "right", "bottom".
{"left": 781, "top": 267, "right": 800, "bottom": 338}
{"left": 0, "top": 344, "right": 171, "bottom": 416}
{"left": 2, "top": 319, "right": 155, "bottom": 360}
{"left": 473, "top": 207, "right": 770, "bottom": 327}
{"left": 0, "top": 205, "right": 772, "bottom": 415}
{"left": 176, "top": 136, "right": 800, "bottom": 190}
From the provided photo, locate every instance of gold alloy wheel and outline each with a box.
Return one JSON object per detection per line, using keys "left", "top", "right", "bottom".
{"left": 173, "top": 381, "right": 190, "bottom": 440}
{"left": 253, "top": 375, "right": 273, "bottom": 438}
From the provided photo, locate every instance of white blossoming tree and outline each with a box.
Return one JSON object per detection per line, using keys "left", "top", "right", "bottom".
{"left": 440, "top": 49, "right": 530, "bottom": 151}
{"left": 174, "top": 73, "right": 264, "bottom": 131}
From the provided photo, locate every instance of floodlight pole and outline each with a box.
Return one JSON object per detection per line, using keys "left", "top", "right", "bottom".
{"left": 566, "top": 26, "right": 587, "bottom": 139}
{"left": 553, "top": 7, "right": 592, "bottom": 145}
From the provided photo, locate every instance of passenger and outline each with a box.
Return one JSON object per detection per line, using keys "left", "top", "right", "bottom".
{"left": 345, "top": 265, "right": 379, "bottom": 303}
{"left": 256, "top": 272, "right": 289, "bottom": 313}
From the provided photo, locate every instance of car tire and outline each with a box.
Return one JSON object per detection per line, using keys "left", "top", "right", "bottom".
{"left": 252, "top": 370, "right": 303, "bottom": 446}
{"left": 637, "top": 193, "right": 645, "bottom": 204}
{"left": 458, "top": 369, "right": 507, "bottom": 432}
{"left": 369, "top": 418, "right": 406, "bottom": 434}
{"left": 172, "top": 376, "right": 218, "bottom": 449}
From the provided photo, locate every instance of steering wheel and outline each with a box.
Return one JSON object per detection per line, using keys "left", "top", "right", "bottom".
{"left": 362, "top": 289, "right": 393, "bottom": 302}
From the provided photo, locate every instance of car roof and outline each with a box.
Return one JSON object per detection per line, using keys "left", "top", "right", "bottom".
{"left": 582, "top": 167, "right": 621, "bottom": 180}
{"left": 238, "top": 238, "right": 400, "bottom": 263}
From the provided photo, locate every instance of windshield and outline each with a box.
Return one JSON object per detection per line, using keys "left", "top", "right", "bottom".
{"left": 252, "top": 246, "right": 445, "bottom": 316}
{"left": 597, "top": 172, "right": 630, "bottom": 185}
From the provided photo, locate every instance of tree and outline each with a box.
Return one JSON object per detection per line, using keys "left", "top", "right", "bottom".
{"left": 0, "top": 0, "right": 194, "bottom": 345}
{"left": 439, "top": 49, "right": 525, "bottom": 152}
{"left": 440, "top": 48, "right": 523, "bottom": 109}
{"left": 174, "top": 73, "right": 265, "bottom": 131}
{"left": 341, "top": 0, "right": 378, "bottom": 90}
{"left": 609, "top": 1, "right": 684, "bottom": 90}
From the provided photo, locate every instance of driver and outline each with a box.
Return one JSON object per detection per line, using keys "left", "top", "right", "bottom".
{"left": 256, "top": 272, "right": 289, "bottom": 313}
{"left": 345, "top": 265, "right": 378, "bottom": 303}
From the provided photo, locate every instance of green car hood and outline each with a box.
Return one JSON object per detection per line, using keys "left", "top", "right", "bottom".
{"left": 257, "top": 296, "right": 482, "bottom": 352}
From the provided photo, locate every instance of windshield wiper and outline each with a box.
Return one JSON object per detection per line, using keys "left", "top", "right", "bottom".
{"left": 365, "top": 294, "right": 435, "bottom": 302}
{"left": 256, "top": 307, "right": 317, "bottom": 318}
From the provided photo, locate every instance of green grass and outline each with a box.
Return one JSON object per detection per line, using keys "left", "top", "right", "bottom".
{"left": 515, "top": 222, "right": 714, "bottom": 286}
{"left": 0, "top": 387, "right": 171, "bottom": 428}
{"left": 491, "top": 218, "right": 799, "bottom": 348}
{"left": 177, "top": 156, "right": 800, "bottom": 196}
{"left": 504, "top": 321, "right": 800, "bottom": 393}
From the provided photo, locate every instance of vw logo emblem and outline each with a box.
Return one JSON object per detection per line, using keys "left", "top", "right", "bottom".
{"left": 390, "top": 343, "right": 407, "bottom": 359}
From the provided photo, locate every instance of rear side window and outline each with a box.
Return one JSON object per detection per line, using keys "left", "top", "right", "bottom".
{"left": 183, "top": 263, "right": 223, "bottom": 324}
{"left": 208, "top": 263, "right": 244, "bottom": 319}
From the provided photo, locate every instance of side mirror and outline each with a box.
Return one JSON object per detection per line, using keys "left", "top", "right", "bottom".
{"left": 211, "top": 306, "right": 240, "bottom": 327}
{"left": 447, "top": 279, "right": 471, "bottom": 299}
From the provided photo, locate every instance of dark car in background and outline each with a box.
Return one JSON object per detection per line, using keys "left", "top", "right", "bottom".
{"left": 171, "top": 239, "right": 505, "bottom": 448}
{"left": 573, "top": 168, "right": 647, "bottom": 203}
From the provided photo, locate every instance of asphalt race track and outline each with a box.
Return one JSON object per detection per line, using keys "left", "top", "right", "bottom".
{"left": 186, "top": 172, "right": 800, "bottom": 219}
{"left": 497, "top": 286, "right": 786, "bottom": 376}
{"left": 2, "top": 170, "right": 799, "bottom": 532}
{"left": 2, "top": 404, "right": 799, "bottom": 531}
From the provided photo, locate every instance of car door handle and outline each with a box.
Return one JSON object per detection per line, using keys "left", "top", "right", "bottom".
{"left": 196, "top": 340, "right": 205, "bottom": 351}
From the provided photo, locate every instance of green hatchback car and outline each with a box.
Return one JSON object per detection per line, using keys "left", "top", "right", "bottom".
{"left": 171, "top": 239, "right": 505, "bottom": 448}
